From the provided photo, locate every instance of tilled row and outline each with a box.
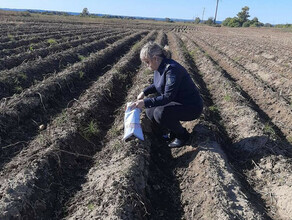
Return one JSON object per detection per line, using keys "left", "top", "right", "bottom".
{"left": 0, "top": 31, "right": 145, "bottom": 169}
{"left": 192, "top": 26, "right": 292, "bottom": 48}
{"left": 0, "top": 29, "right": 126, "bottom": 71}
{"left": 63, "top": 62, "right": 153, "bottom": 220}
{"left": 0, "top": 22, "right": 97, "bottom": 37}
{"left": 0, "top": 25, "right": 106, "bottom": 44}
{"left": 0, "top": 31, "right": 131, "bottom": 99}
{"left": 188, "top": 32, "right": 292, "bottom": 141}
{"left": 0, "top": 28, "right": 90, "bottom": 50}
{"left": 132, "top": 32, "right": 187, "bottom": 219}
{"left": 0, "top": 28, "right": 114, "bottom": 58}
{"left": 166, "top": 32, "right": 267, "bottom": 220}
{"left": 1, "top": 27, "right": 84, "bottom": 44}
{"left": 204, "top": 33, "right": 292, "bottom": 71}
{"left": 182, "top": 33, "right": 292, "bottom": 219}
{"left": 0, "top": 26, "right": 57, "bottom": 38}
{"left": 194, "top": 33, "right": 292, "bottom": 104}
{"left": 0, "top": 31, "right": 155, "bottom": 220}
{"left": 64, "top": 31, "right": 172, "bottom": 220}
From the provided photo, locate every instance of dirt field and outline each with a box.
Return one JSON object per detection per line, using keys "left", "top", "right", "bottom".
{"left": 0, "top": 11, "right": 292, "bottom": 220}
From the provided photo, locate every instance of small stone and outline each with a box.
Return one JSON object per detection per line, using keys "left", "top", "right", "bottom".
{"left": 39, "top": 124, "right": 46, "bottom": 131}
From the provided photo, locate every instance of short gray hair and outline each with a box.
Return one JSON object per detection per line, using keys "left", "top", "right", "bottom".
{"left": 140, "top": 41, "right": 171, "bottom": 60}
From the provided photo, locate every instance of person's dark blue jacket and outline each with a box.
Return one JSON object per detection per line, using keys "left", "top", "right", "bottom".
{"left": 143, "top": 58, "right": 203, "bottom": 108}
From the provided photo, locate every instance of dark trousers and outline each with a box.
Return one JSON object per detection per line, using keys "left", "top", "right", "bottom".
{"left": 145, "top": 102, "right": 203, "bottom": 138}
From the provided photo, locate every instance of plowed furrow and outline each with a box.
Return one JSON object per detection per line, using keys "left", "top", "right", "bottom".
{"left": 0, "top": 24, "right": 85, "bottom": 37}
{"left": 188, "top": 33, "right": 292, "bottom": 141}
{"left": 0, "top": 31, "right": 155, "bottom": 220}
{"left": 207, "top": 34, "right": 292, "bottom": 74}
{"left": 0, "top": 26, "right": 107, "bottom": 49}
{"left": 0, "top": 27, "right": 101, "bottom": 43}
{"left": 0, "top": 29, "right": 82, "bottom": 50}
{"left": 195, "top": 34, "right": 292, "bottom": 104}
{"left": 167, "top": 32, "right": 268, "bottom": 219}
{"left": 0, "top": 28, "right": 112, "bottom": 58}
{"left": 64, "top": 31, "right": 168, "bottom": 220}
{"left": 0, "top": 29, "right": 125, "bottom": 71}
{"left": 182, "top": 33, "right": 292, "bottom": 219}
{"left": 0, "top": 31, "right": 131, "bottom": 99}
{"left": 0, "top": 31, "right": 144, "bottom": 168}
{"left": 0, "top": 29, "right": 73, "bottom": 43}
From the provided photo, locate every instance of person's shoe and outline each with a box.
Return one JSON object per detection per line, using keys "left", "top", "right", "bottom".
{"left": 168, "top": 131, "right": 190, "bottom": 148}
{"left": 168, "top": 138, "right": 187, "bottom": 148}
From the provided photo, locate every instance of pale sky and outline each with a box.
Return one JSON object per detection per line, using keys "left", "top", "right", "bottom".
{"left": 0, "top": 0, "right": 291, "bottom": 24}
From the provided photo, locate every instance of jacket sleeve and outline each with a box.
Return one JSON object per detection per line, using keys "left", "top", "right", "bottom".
{"left": 144, "top": 67, "right": 182, "bottom": 108}
{"left": 143, "top": 84, "right": 157, "bottom": 96}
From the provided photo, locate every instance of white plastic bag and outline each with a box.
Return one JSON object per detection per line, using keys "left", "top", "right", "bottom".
{"left": 123, "top": 102, "right": 144, "bottom": 141}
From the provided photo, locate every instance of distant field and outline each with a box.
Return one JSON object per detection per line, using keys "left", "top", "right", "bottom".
{"left": 0, "top": 10, "right": 292, "bottom": 220}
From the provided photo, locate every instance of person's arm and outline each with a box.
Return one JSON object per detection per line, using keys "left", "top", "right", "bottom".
{"left": 130, "top": 84, "right": 156, "bottom": 110}
{"left": 143, "top": 84, "right": 157, "bottom": 96}
{"left": 144, "top": 68, "right": 182, "bottom": 108}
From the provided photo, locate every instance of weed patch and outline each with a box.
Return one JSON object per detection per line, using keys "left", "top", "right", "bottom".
{"left": 47, "top": 38, "right": 57, "bottom": 45}
{"left": 82, "top": 120, "right": 100, "bottom": 139}
{"left": 79, "top": 71, "right": 85, "bottom": 79}
{"left": 209, "top": 105, "right": 219, "bottom": 113}
{"left": 224, "top": 94, "right": 232, "bottom": 102}
{"left": 264, "top": 123, "right": 277, "bottom": 138}
{"left": 78, "top": 54, "right": 86, "bottom": 61}
{"left": 7, "top": 34, "right": 14, "bottom": 41}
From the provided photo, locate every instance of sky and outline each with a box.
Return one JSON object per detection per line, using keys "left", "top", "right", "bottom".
{"left": 0, "top": 0, "right": 291, "bottom": 24}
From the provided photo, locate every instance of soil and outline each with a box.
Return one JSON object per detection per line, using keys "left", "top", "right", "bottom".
{"left": 1, "top": 12, "right": 292, "bottom": 220}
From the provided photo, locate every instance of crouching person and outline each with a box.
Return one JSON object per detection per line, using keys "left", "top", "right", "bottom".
{"left": 130, "top": 42, "right": 203, "bottom": 148}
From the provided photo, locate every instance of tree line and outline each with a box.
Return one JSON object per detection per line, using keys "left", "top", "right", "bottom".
{"left": 222, "top": 6, "right": 265, "bottom": 27}
{"left": 193, "top": 6, "right": 275, "bottom": 28}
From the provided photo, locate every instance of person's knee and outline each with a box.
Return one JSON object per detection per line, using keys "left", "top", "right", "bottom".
{"left": 153, "top": 106, "right": 169, "bottom": 124}
{"left": 145, "top": 108, "right": 155, "bottom": 121}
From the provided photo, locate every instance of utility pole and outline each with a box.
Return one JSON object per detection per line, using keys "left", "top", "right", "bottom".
{"left": 202, "top": 7, "right": 205, "bottom": 23}
{"left": 214, "top": 0, "right": 219, "bottom": 23}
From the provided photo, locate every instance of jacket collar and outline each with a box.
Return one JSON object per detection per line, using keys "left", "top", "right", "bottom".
{"left": 157, "top": 58, "right": 167, "bottom": 74}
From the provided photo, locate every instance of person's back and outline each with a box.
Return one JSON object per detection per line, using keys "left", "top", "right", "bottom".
{"left": 145, "top": 58, "right": 203, "bottom": 109}
{"left": 163, "top": 58, "right": 202, "bottom": 106}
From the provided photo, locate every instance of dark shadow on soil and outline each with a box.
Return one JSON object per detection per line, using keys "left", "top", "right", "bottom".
{"left": 228, "top": 135, "right": 292, "bottom": 220}
{"left": 172, "top": 147, "right": 200, "bottom": 169}
{"left": 232, "top": 136, "right": 292, "bottom": 168}
{"left": 144, "top": 32, "right": 184, "bottom": 220}
{"left": 145, "top": 133, "right": 183, "bottom": 220}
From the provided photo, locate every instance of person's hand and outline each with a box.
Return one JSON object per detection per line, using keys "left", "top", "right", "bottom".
{"left": 137, "top": 91, "right": 145, "bottom": 100}
{"left": 128, "top": 100, "right": 145, "bottom": 110}
{"left": 136, "top": 99, "right": 145, "bottom": 110}
{"left": 128, "top": 102, "right": 136, "bottom": 110}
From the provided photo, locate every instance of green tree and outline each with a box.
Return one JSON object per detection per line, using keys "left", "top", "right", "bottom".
{"left": 251, "top": 17, "right": 259, "bottom": 23}
{"left": 237, "top": 6, "right": 250, "bottom": 25}
{"left": 242, "top": 21, "right": 251, "bottom": 27}
{"left": 228, "top": 17, "right": 241, "bottom": 27}
{"left": 250, "top": 17, "right": 264, "bottom": 27}
{"left": 194, "top": 17, "right": 201, "bottom": 24}
{"left": 81, "top": 8, "right": 89, "bottom": 16}
{"left": 204, "top": 17, "right": 214, "bottom": 25}
{"left": 222, "top": 17, "right": 232, "bottom": 26}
